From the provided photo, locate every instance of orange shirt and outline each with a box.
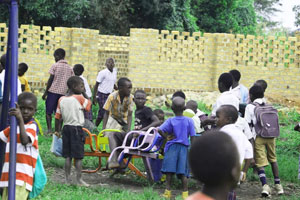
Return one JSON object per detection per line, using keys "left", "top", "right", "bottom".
{"left": 0, "top": 121, "right": 38, "bottom": 191}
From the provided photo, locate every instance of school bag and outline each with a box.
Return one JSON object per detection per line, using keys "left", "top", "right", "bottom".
{"left": 29, "top": 119, "right": 47, "bottom": 199}
{"left": 252, "top": 102, "right": 280, "bottom": 138}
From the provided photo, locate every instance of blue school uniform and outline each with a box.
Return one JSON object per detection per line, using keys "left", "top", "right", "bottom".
{"left": 159, "top": 116, "right": 195, "bottom": 177}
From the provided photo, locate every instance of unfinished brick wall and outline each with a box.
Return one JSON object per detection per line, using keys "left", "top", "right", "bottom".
{"left": 0, "top": 23, "right": 299, "bottom": 96}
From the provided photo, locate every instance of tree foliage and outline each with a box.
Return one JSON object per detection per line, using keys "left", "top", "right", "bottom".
{"left": 190, "top": 0, "right": 256, "bottom": 34}
{"left": 0, "top": 0, "right": 258, "bottom": 35}
{"left": 254, "top": 0, "right": 281, "bottom": 28}
{"left": 293, "top": 5, "right": 300, "bottom": 28}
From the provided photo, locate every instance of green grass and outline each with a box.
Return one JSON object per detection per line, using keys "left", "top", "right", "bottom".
{"left": 34, "top": 98, "right": 300, "bottom": 199}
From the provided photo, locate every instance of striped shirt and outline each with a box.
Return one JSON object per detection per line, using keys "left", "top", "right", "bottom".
{"left": 103, "top": 91, "right": 134, "bottom": 122}
{"left": 96, "top": 68, "right": 117, "bottom": 94}
{"left": 55, "top": 95, "right": 92, "bottom": 126}
{"left": 0, "top": 121, "right": 38, "bottom": 191}
{"left": 48, "top": 60, "right": 74, "bottom": 95}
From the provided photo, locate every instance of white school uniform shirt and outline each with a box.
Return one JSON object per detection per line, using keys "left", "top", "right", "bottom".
{"left": 230, "top": 85, "right": 242, "bottom": 103}
{"left": 96, "top": 68, "right": 117, "bottom": 94}
{"left": 0, "top": 70, "right": 22, "bottom": 96}
{"left": 235, "top": 116, "right": 253, "bottom": 140}
{"left": 211, "top": 91, "right": 239, "bottom": 116}
{"left": 184, "top": 109, "right": 202, "bottom": 133}
{"left": 244, "top": 98, "right": 266, "bottom": 138}
{"left": 220, "top": 124, "right": 253, "bottom": 165}
{"left": 80, "top": 75, "right": 92, "bottom": 98}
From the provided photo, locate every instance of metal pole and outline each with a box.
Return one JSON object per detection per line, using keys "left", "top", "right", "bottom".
{"left": 8, "top": 0, "right": 18, "bottom": 199}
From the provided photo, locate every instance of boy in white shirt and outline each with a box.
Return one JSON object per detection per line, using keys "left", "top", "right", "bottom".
{"left": 244, "top": 85, "right": 283, "bottom": 197}
{"left": 183, "top": 100, "right": 202, "bottom": 134}
{"left": 216, "top": 105, "right": 253, "bottom": 199}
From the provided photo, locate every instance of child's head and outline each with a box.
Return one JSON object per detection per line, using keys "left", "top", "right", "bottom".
{"left": 254, "top": 79, "right": 267, "bottom": 92}
{"left": 186, "top": 100, "right": 198, "bottom": 114}
{"left": 117, "top": 77, "right": 132, "bottom": 97}
{"left": 153, "top": 109, "right": 165, "bottom": 125}
{"left": 171, "top": 96, "right": 185, "bottom": 115}
{"left": 216, "top": 105, "right": 238, "bottom": 128}
{"left": 73, "top": 64, "right": 84, "bottom": 76}
{"left": 218, "top": 73, "right": 233, "bottom": 93}
{"left": 18, "top": 63, "right": 28, "bottom": 76}
{"left": 172, "top": 91, "right": 186, "bottom": 100}
{"left": 67, "top": 76, "right": 85, "bottom": 95}
{"left": 189, "top": 131, "right": 240, "bottom": 190}
{"left": 134, "top": 90, "right": 146, "bottom": 109}
{"left": 0, "top": 54, "right": 6, "bottom": 72}
{"left": 105, "top": 58, "right": 115, "bottom": 72}
{"left": 249, "top": 85, "right": 264, "bottom": 102}
{"left": 54, "top": 48, "right": 65, "bottom": 62}
{"left": 229, "top": 69, "right": 241, "bottom": 84}
{"left": 18, "top": 92, "right": 37, "bottom": 123}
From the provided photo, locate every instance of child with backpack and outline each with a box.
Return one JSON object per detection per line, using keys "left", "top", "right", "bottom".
{"left": 244, "top": 85, "right": 283, "bottom": 197}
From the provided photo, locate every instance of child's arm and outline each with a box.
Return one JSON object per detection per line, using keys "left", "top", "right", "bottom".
{"left": 241, "top": 159, "right": 251, "bottom": 182}
{"left": 55, "top": 118, "right": 62, "bottom": 134}
{"left": 126, "top": 111, "right": 133, "bottom": 132}
{"left": 92, "top": 82, "right": 99, "bottom": 105}
{"left": 42, "top": 75, "right": 54, "bottom": 100}
{"left": 9, "top": 104, "right": 30, "bottom": 145}
{"left": 140, "top": 115, "right": 160, "bottom": 131}
{"left": 102, "top": 110, "right": 109, "bottom": 130}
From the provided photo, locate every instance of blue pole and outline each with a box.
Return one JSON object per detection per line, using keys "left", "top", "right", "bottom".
{"left": 8, "top": 0, "right": 18, "bottom": 199}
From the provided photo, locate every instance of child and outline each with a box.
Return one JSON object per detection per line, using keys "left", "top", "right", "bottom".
{"left": 153, "top": 109, "right": 165, "bottom": 125}
{"left": 159, "top": 96, "right": 196, "bottom": 199}
{"left": 18, "top": 63, "right": 31, "bottom": 92}
{"left": 216, "top": 105, "right": 253, "bottom": 200}
{"left": 229, "top": 69, "right": 248, "bottom": 104}
{"left": 93, "top": 58, "right": 117, "bottom": 127}
{"left": 43, "top": 48, "right": 74, "bottom": 134}
{"left": 102, "top": 77, "right": 134, "bottom": 169}
{"left": 73, "top": 64, "right": 93, "bottom": 121}
{"left": 183, "top": 100, "right": 202, "bottom": 134}
{"left": 187, "top": 131, "right": 241, "bottom": 200}
{"left": 0, "top": 92, "right": 39, "bottom": 200}
{"left": 55, "top": 76, "right": 91, "bottom": 186}
{"left": 254, "top": 79, "right": 268, "bottom": 92}
{"left": 244, "top": 85, "right": 284, "bottom": 196}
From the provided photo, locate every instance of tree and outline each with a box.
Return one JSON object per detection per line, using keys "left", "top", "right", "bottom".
{"left": 293, "top": 5, "right": 300, "bottom": 27}
{"left": 0, "top": 0, "right": 90, "bottom": 28}
{"left": 190, "top": 0, "right": 256, "bottom": 34}
{"left": 88, "top": 0, "right": 199, "bottom": 36}
{"left": 254, "top": 0, "right": 281, "bottom": 28}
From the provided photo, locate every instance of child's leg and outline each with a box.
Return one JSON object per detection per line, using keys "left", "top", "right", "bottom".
{"left": 181, "top": 175, "right": 188, "bottom": 191}
{"left": 271, "top": 162, "right": 280, "bottom": 183}
{"left": 46, "top": 113, "right": 52, "bottom": 133}
{"left": 257, "top": 167, "right": 267, "bottom": 186}
{"left": 165, "top": 173, "right": 173, "bottom": 190}
{"left": 75, "top": 159, "right": 89, "bottom": 186}
{"left": 65, "top": 157, "right": 72, "bottom": 183}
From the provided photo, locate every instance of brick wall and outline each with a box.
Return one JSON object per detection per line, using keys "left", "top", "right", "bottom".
{"left": 0, "top": 23, "right": 299, "bottom": 96}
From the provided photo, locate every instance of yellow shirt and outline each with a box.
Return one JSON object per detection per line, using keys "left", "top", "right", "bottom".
{"left": 18, "top": 75, "right": 31, "bottom": 92}
{"left": 103, "top": 91, "right": 134, "bottom": 122}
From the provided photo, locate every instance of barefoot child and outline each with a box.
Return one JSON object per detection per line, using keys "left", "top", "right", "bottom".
{"left": 43, "top": 48, "right": 74, "bottom": 134}
{"left": 0, "top": 92, "right": 39, "bottom": 200}
{"left": 159, "top": 96, "right": 196, "bottom": 199}
{"left": 18, "top": 63, "right": 31, "bottom": 92}
{"left": 55, "top": 76, "right": 91, "bottom": 185}
{"left": 187, "top": 131, "right": 241, "bottom": 200}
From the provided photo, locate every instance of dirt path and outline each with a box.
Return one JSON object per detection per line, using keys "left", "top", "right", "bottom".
{"left": 49, "top": 167, "right": 300, "bottom": 199}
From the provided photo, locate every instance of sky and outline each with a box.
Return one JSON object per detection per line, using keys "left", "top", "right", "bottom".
{"left": 272, "top": 0, "right": 299, "bottom": 30}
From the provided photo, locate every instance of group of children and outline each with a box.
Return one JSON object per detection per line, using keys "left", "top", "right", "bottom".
{"left": 0, "top": 47, "right": 292, "bottom": 200}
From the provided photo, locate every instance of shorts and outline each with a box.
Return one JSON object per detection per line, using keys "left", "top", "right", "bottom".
{"left": 62, "top": 125, "right": 85, "bottom": 159}
{"left": 46, "top": 91, "right": 63, "bottom": 115}
{"left": 255, "top": 136, "right": 277, "bottom": 167}
{"left": 2, "top": 183, "right": 29, "bottom": 200}
{"left": 161, "top": 143, "right": 189, "bottom": 178}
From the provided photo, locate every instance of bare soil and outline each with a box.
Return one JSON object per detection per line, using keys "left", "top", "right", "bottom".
{"left": 49, "top": 167, "right": 300, "bottom": 200}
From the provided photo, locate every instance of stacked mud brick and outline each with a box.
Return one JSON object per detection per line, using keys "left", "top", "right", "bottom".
{"left": 98, "top": 35, "right": 129, "bottom": 79}
{"left": 0, "top": 23, "right": 299, "bottom": 96}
